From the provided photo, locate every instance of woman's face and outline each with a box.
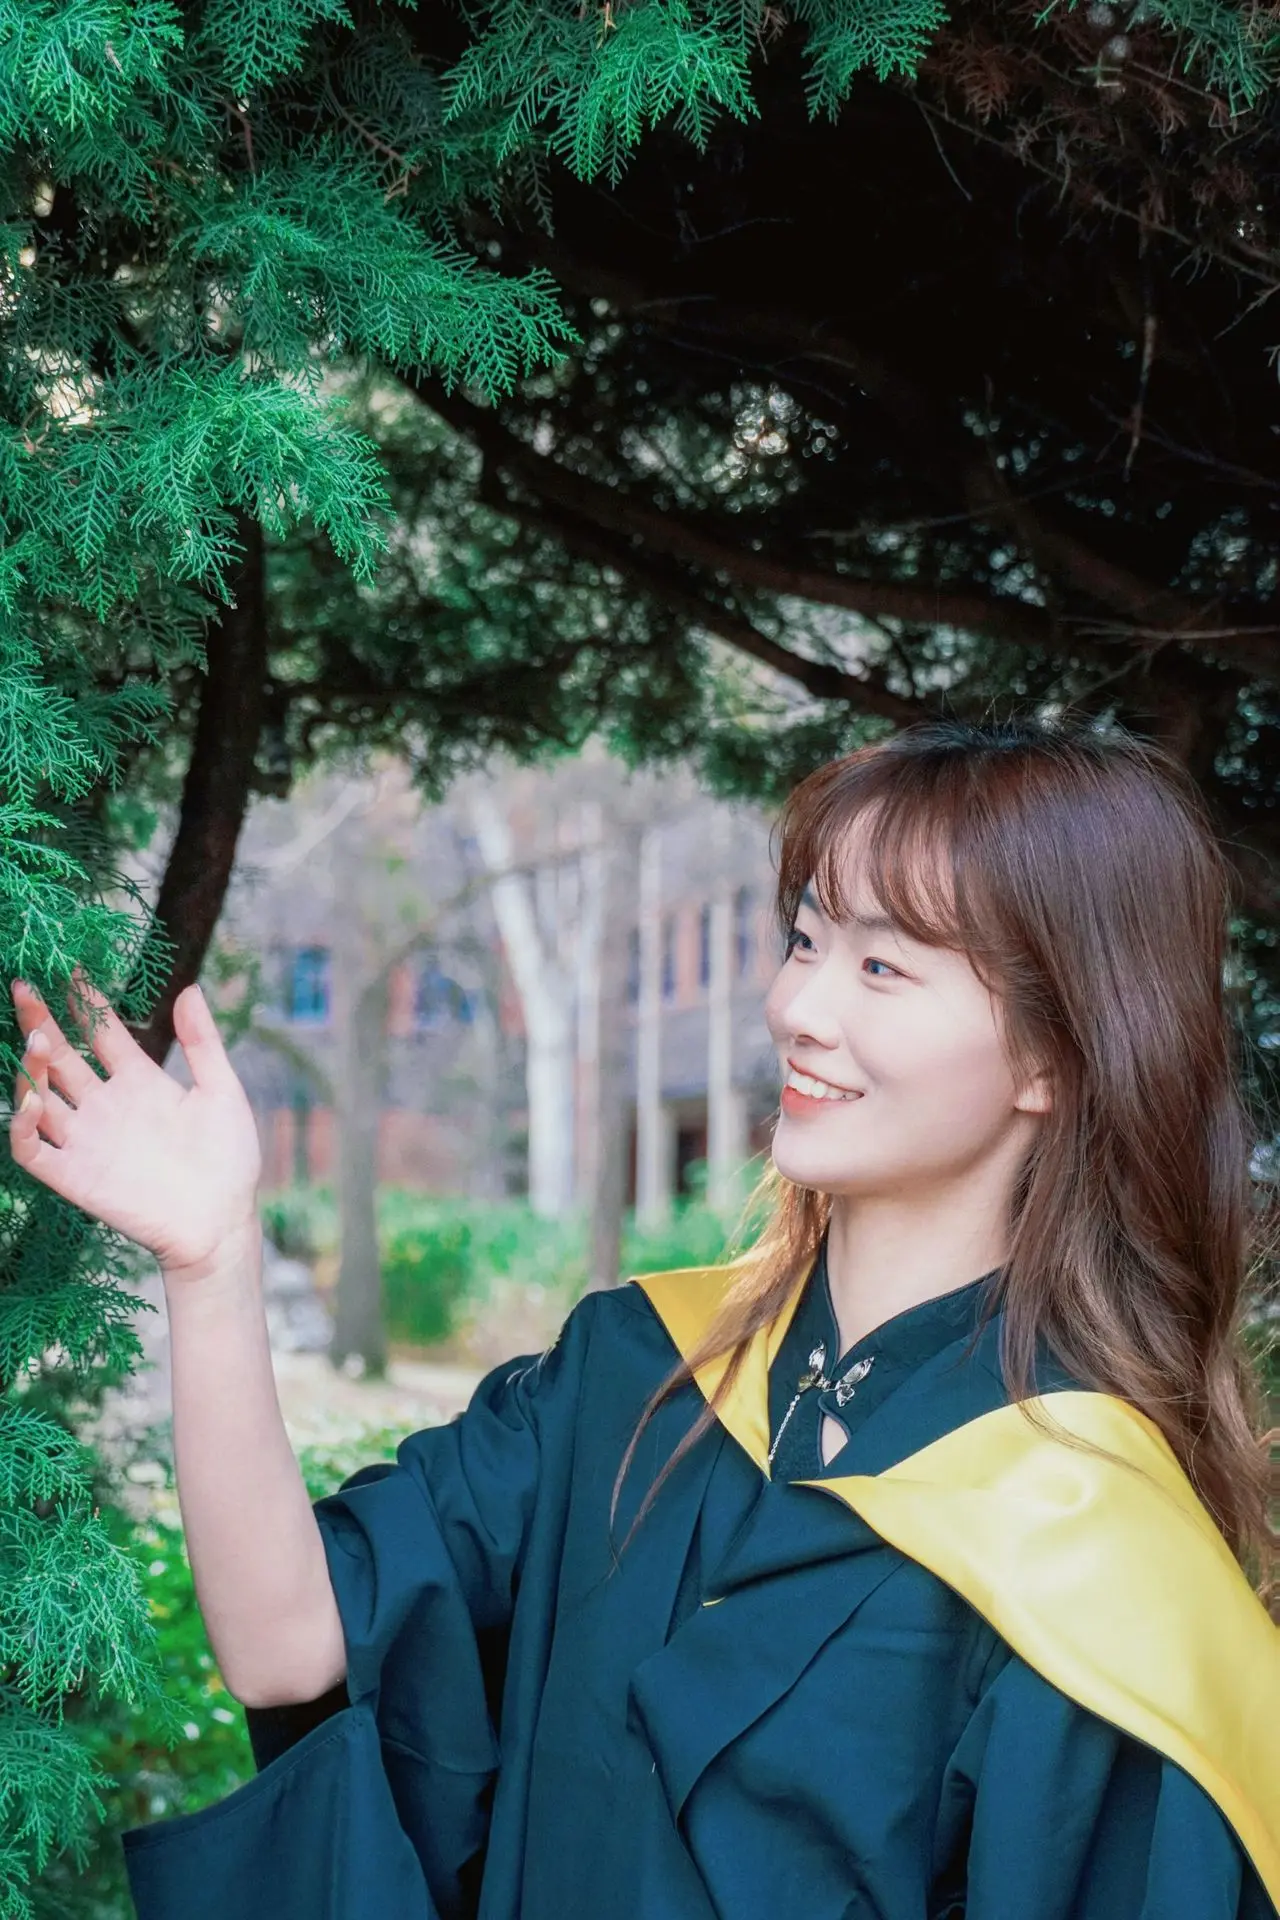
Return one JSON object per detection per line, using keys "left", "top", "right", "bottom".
{"left": 763, "top": 820, "right": 1048, "bottom": 1200}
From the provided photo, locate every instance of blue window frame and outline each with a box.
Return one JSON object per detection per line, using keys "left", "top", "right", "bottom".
{"left": 288, "top": 947, "right": 331, "bottom": 1025}
{"left": 660, "top": 914, "right": 676, "bottom": 1001}
{"left": 415, "top": 963, "right": 476, "bottom": 1031}
{"left": 698, "top": 902, "right": 712, "bottom": 988}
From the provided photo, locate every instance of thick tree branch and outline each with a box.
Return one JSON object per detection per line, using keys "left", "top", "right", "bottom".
{"left": 130, "top": 513, "right": 270, "bottom": 1064}
{"left": 508, "top": 250, "right": 1280, "bottom": 687}
{"left": 410, "top": 374, "right": 1058, "bottom": 653}
{"left": 487, "top": 475, "right": 927, "bottom": 724}
{"left": 412, "top": 376, "right": 1267, "bottom": 762}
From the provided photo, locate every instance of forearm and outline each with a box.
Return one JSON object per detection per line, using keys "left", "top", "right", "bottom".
{"left": 162, "top": 1221, "right": 347, "bottom": 1708}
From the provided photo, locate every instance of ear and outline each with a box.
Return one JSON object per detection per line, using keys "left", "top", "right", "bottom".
{"left": 1015, "top": 1063, "right": 1053, "bottom": 1119}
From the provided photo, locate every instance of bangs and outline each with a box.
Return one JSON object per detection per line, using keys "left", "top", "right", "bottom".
{"left": 773, "top": 751, "right": 1010, "bottom": 981}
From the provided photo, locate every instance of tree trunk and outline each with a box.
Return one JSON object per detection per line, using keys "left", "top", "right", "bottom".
{"left": 330, "top": 969, "right": 390, "bottom": 1378}
{"left": 133, "top": 512, "right": 269, "bottom": 1065}
{"left": 706, "top": 811, "right": 747, "bottom": 1215}
{"left": 474, "top": 1003, "right": 509, "bottom": 1201}
{"left": 469, "top": 786, "right": 576, "bottom": 1218}
{"left": 586, "top": 824, "right": 635, "bottom": 1290}
{"left": 575, "top": 803, "right": 604, "bottom": 1216}
{"left": 635, "top": 823, "right": 669, "bottom": 1225}
{"left": 524, "top": 1018, "right": 577, "bottom": 1219}
{"left": 327, "top": 799, "right": 393, "bottom": 1378}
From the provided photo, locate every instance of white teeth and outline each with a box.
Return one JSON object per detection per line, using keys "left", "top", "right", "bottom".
{"left": 785, "top": 1069, "right": 858, "bottom": 1101}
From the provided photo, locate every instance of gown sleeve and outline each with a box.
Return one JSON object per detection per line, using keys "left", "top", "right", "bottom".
{"left": 936, "top": 1645, "right": 1275, "bottom": 1919}
{"left": 123, "top": 1293, "right": 600, "bottom": 1920}
{"left": 247, "top": 1293, "right": 598, "bottom": 1764}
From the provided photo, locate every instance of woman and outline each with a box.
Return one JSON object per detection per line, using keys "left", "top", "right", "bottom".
{"left": 10, "top": 714, "right": 1278, "bottom": 1919}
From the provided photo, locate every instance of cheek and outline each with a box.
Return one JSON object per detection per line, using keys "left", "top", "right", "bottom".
{"left": 874, "top": 1004, "right": 1008, "bottom": 1094}
{"left": 900, "top": 1026, "right": 1014, "bottom": 1113}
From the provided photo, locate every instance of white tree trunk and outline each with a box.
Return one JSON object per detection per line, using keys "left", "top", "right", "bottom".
{"left": 469, "top": 786, "right": 576, "bottom": 1219}
{"left": 575, "top": 802, "right": 604, "bottom": 1213}
{"left": 635, "top": 823, "right": 669, "bottom": 1225}
{"left": 578, "top": 814, "right": 634, "bottom": 1288}
{"left": 330, "top": 970, "right": 389, "bottom": 1375}
{"left": 328, "top": 813, "right": 390, "bottom": 1376}
{"left": 707, "top": 810, "right": 747, "bottom": 1214}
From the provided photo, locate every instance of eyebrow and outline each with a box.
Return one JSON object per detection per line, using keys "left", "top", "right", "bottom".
{"left": 799, "top": 886, "right": 899, "bottom": 936}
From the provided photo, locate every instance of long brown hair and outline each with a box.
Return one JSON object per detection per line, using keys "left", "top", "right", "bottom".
{"left": 614, "top": 714, "right": 1277, "bottom": 1597}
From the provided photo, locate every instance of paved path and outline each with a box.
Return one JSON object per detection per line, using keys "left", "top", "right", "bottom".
{"left": 85, "top": 1267, "right": 487, "bottom": 1517}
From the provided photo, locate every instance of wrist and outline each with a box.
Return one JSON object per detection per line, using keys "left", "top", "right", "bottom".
{"left": 161, "top": 1216, "right": 263, "bottom": 1294}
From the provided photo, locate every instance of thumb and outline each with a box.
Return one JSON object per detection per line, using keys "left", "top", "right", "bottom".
{"left": 172, "top": 983, "right": 235, "bottom": 1091}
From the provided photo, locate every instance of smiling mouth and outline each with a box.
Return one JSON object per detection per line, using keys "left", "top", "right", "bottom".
{"left": 782, "top": 1069, "right": 862, "bottom": 1106}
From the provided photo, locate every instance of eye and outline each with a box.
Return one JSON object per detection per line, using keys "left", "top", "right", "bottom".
{"left": 783, "top": 925, "right": 814, "bottom": 959}
{"left": 863, "top": 956, "right": 900, "bottom": 980}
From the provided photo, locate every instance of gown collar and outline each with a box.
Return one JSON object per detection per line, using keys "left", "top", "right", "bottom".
{"left": 636, "top": 1237, "right": 1003, "bottom": 1480}
{"left": 811, "top": 1226, "right": 1000, "bottom": 1372}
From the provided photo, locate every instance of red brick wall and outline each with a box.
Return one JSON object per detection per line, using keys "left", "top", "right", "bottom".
{"left": 378, "top": 1109, "right": 469, "bottom": 1187}
{"left": 258, "top": 1105, "right": 474, "bottom": 1192}
{"left": 386, "top": 961, "right": 416, "bottom": 1037}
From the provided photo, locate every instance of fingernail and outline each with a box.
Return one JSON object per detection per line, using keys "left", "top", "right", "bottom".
{"left": 18, "top": 1091, "right": 37, "bottom": 1113}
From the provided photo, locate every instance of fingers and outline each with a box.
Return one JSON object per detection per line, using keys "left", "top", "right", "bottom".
{"left": 9, "top": 1090, "right": 72, "bottom": 1192}
{"left": 11, "top": 973, "right": 229, "bottom": 1103}
{"left": 9, "top": 1032, "right": 71, "bottom": 1154}
{"left": 10, "top": 981, "right": 100, "bottom": 1107}
{"left": 12, "top": 1029, "right": 47, "bottom": 1112}
{"left": 11, "top": 980, "right": 47, "bottom": 1039}
{"left": 63, "top": 969, "right": 136, "bottom": 1075}
{"left": 172, "top": 982, "right": 235, "bottom": 1091}
{"left": 8, "top": 1077, "right": 49, "bottom": 1169}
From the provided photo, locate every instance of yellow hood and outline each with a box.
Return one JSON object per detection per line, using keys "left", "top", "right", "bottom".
{"left": 634, "top": 1263, "right": 1280, "bottom": 1909}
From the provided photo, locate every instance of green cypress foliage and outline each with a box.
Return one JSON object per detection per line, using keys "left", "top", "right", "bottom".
{"left": 1043, "top": 0, "right": 1280, "bottom": 112}
{"left": 0, "top": 3, "right": 573, "bottom": 1907}
{"left": 0, "top": 0, "right": 1271, "bottom": 1908}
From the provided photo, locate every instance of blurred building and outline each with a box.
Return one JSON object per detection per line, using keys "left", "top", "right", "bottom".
{"left": 216, "top": 751, "right": 785, "bottom": 1215}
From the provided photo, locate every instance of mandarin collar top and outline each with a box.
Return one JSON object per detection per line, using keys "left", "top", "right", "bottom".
{"left": 766, "top": 1229, "right": 1003, "bottom": 1481}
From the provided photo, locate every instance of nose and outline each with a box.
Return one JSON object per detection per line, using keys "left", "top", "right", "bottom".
{"left": 765, "top": 963, "right": 843, "bottom": 1052}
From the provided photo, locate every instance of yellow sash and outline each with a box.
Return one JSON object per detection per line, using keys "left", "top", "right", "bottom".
{"left": 634, "top": 1264, "right": 1280, "bottom": 1909}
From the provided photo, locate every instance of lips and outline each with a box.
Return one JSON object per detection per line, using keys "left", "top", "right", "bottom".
{"left": 785, "top": 1059, "right": 861, "bottom": 1097}
{"left": 780, "top": 1081, "right": 863, "bottom": 1115}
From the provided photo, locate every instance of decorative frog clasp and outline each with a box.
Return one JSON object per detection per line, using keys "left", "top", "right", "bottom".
{"left": 795, "top": 1343, "right": 828, "bottom": 1391}
{"left": 833, "top": 1355, "right": 874, "bottom": 1406}
{"left": 768, "top": 1346, "right": 876, "bottom": 1469}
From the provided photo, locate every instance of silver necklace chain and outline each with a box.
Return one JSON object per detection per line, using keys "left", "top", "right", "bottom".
{"left": 767, "top": 1343, "right": 876, "bottom": 1470}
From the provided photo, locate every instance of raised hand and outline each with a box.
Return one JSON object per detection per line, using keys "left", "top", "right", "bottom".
{"left": 8, "top": 975, "right": 263, "bottom": 1282}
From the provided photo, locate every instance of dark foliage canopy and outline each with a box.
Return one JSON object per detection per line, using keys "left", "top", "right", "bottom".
{"left": 415, "top": 3, "right": 1280, "bottom": 909}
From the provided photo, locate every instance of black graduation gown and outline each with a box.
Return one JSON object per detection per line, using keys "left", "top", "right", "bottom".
{"left": 121, "top": 1262, "right": 1278, "bottom": 1920}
